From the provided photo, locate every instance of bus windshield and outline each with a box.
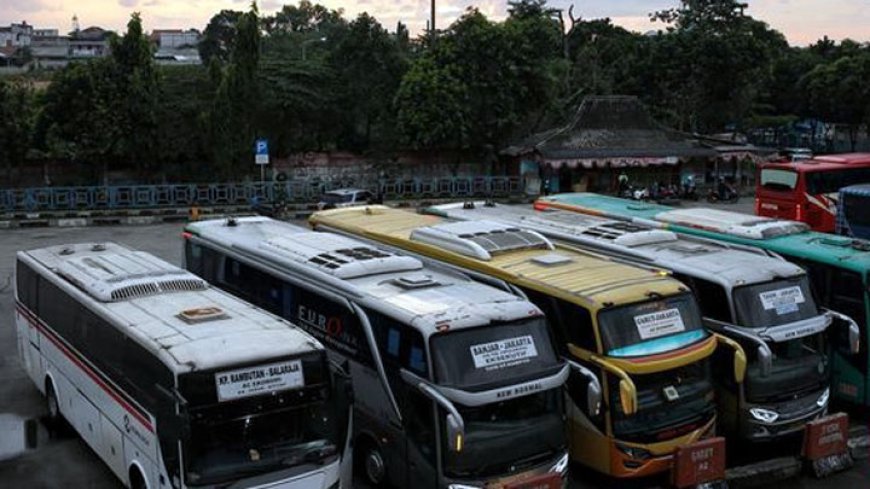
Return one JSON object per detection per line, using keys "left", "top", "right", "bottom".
{"left": 597, "top": 294, "right": 707, "bottom": 357}
{"left": 732, "top": 276, "right": 819, "bottom": 328}
{"left": 430, "top": 318, "right": 561, "bottom": 390}
{"left": 610, "top": 359, "right": 715, "bottom": 444}
{"left": 760, "top": 169, "right": 798, "bottom": 192}
{"left": 180, "top": 356, "right": 341, "bottom": 486}
{"left": 441, "top": 389, "right": 564, "bottom": 479}
{"left": 744, "top": 333, "right": 828, "bottom": 403}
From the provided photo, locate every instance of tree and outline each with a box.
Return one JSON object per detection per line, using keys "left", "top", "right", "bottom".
{"left": 801, "top": 53, "right": 870, "bottom": 151}
{"left": 648, "top": 0, "right": 789, "bottom": 132}
{"left": 199, "top": 10, "right": 244, "bottom": 65}
{"left": 209, "top": 4, "right": 262, "bottom": 178}
{"left": 110, "top": 12, "right": 160, "bottom": 175}
{"left": 328, "top": 13, "right": 408, "bottom": 150}
{"left": 0, "top": 79, "right": 35, "bottom": 183}
{"left": 35, "top": 59, "right": 121, "bottom": 178}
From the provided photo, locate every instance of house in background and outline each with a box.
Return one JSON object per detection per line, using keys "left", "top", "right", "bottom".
{"left": 502, "top": 96, "right": 718, "bottom": 194}
{"left": 150, "top": 29, "right": 202, "bottom": 65}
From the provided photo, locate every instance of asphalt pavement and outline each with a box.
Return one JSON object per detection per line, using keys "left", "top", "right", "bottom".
{"left": 0, "top": 205, "right": 867, "bottom": 488}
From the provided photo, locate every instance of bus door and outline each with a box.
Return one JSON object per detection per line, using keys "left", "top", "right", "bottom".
{"left": 367, "top": 309, "right": 437, "bottom": 488}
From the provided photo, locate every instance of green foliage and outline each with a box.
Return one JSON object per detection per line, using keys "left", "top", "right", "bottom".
{"left": 210, "top": 5, "right": 262, "bottom": 179}
{"left": 396, "top": 6, "right": 563, "bottom": 150}
{"left": 35, "top": 59, "right": 120, "bottom": 167}
{"left": 646, "top": 0, "right": 789, "bottom": 132}
{"left": 199, "top": 10, "right": 244, "bottom": 65}
{"left": 0, "top": 79, "right": 35, "bottom": 180}
{"left": 328, "top": 13, "right": 409, "bottom": 150}
{"left": 801, "top": 53, "right": 870, "bottom": 150}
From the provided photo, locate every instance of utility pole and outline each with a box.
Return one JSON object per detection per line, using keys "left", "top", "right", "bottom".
{"left": 430, "top": 0, "right": 436, "bottom": 39}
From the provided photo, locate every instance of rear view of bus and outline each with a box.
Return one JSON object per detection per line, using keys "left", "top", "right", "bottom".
{"left": 310, "top": 206, "right": 720, "bottom": 479}
{"left": 183, "top": 217, "right": 573, "bottom": 489}
{"left": 756, "top": 154, "right": 870, "bottom": 232}
{"left": 14, "top": 243, "right": 349, "bottom": 489}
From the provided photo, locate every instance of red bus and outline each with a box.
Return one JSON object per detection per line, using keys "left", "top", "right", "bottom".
{"left": 756, "top": 153, "right": 870, "bottom": 232}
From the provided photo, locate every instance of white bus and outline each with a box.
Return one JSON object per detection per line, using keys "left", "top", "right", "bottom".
{"left": 15, "top": 242, "right": 351, "bottom": 489}
{"left": 183, "top": 217, "right": 598, "bottom": 489}
{"left": 428, "top": 202, "right": 860, "bottom": 442}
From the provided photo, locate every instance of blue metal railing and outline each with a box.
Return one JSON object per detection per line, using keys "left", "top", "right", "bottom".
{"left": 0, "top": 177, "right": 524, "bottom": 213}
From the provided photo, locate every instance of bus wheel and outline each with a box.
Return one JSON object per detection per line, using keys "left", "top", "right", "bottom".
{"left": 45, "top": 380, "right": 65, "bottom": 431}
{"left": 129, "top": 466, "right": 147, "bottom": 489}
{"left": 362, "top": 442, "right": 386, "bottom": 486}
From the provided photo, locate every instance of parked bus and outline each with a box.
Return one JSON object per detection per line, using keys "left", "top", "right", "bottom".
{"left": 310, "top": 206, "right": 742, "bottom": 479}
{"left": 536, "top": 193, "right": 869, "bottom": 406}
{"left": 427, "top": 201, "right": 860, "bottom": 442}
{"left": 14, "top": 242, "right": 351, "bottom": 489}
{"left": 183, "top": 216, "right": 582, "bottom": 489}
{"left": 836, "top": 184, "right": 870, "bottom": 239}
{"left": 755, "top": 153, "right": 870, "bottom": 232}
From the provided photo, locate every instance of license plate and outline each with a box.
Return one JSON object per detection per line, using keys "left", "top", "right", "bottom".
{"left": 504, "top": 472, "right": 561, "bottom": 489}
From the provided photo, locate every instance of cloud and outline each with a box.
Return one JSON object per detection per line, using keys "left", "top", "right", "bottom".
{"left": 4, "top": 0, "right": 53, "bottom": 13}
{"left": 260, "top": 0, "right": 281, "bottom": 10}
{"left": 118, "top": 0, "right": 139, "bottom": 7}
{"left": 144, "top": 0, "right": 160, "bottom": 6}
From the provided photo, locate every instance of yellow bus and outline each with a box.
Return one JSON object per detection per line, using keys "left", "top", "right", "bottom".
{"left": 310, "top": 206, "right": 745, "bottom": 479}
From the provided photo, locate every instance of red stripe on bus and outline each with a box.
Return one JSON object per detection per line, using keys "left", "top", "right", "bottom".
{"left": 15, "top": 303, "right": 155, "bottom": 433}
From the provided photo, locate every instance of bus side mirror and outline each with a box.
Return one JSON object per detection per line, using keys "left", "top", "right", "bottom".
{"left": 847, "top": 319, "right": 860, "bottom": 355}
{"left": 758, "top": 345, "right": 772, "bottom": 377}
{"left": 446, "top": 413, "right": 464, "bottom": 453}
{"left": 567, "top": 359, "right": 602, "bottom": 417}
{"left": 619, "top": 379, "right": 637, "bottom": 416}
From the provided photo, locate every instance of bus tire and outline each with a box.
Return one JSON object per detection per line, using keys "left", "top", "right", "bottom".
{"left": 359, "top": 439, "right": 387, "bottom": 487}
{"left": 45, "top": 379, "right": 65, "bottom": 432}
{"left": 129, "top": 465, "right": 147, "bottom": 489}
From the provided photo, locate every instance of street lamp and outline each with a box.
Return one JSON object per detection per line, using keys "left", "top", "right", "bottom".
{"left": 301, "top": 36, "right": 327, "bottom": 61}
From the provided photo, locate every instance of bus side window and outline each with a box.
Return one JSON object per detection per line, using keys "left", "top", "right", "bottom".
{"left": 367, "top": 309, "right": 428, "bottom": 378}
{"left": 186, "top": 243, "right": 220, "bottom": 282}
{"left": 38, "top": 279, "right": 79, "bottom": 343}
{"left": 16, "top": 261, "right": 39, "bottom": 312}
{"left": 556, "top": 300, "right": 597, "bottom": 353}
{"left": 520, "top": 287, "right": 573, "bottom": 353}
{"left": 829, "top": 271, "right": 868, "bottom": 367}
{"left": 681, "top": 276, "right": 731, "bottom": 323}
{"left": 221, "top": 258, "right": 283, "bottom": 314}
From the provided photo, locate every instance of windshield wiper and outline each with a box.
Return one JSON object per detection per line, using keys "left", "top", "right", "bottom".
{"left": 281, "top": 442, "right": 338, "bottom": 468}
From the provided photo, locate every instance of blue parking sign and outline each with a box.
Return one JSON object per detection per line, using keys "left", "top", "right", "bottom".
{"left": 255, "top": 139, "right": 269, "bottom": 155}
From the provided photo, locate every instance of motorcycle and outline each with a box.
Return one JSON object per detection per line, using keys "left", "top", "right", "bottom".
{"left": 619, "top": 186, "right": 649, "bottom": 201}
{"left": 707, "top": 184, "right": 740, "bottom": 204}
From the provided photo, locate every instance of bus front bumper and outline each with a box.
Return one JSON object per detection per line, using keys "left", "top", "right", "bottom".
{"left": 608, "top": 416, "right": 717, "bottom": 478}
{"left": 443, "top": 450, "right": 569, "bottom": 489}
{"left": 741, "top": 389, "right": 829, "bottom": 441}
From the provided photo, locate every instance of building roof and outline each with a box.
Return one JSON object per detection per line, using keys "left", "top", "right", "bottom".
{"left": 503, "top": 96, "right": 717, "bottom": 162}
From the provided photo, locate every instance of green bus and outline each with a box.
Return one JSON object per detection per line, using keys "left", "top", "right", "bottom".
{"left": 537, "top": 193, "right": 868, "bottom": 406}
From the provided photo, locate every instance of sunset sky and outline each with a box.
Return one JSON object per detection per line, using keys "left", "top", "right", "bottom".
{"left": 2, "top": 0, "right": 868, "bottom": 46}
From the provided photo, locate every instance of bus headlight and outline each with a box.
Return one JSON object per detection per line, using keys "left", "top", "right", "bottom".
{"left": 749, "top": 407, "right": 779, "bottom": 424}
{"left": 549, "top": 453, "right": 569, "bottom": 476}
{"left": 816, "top": 387, "right": 830, "bottom": 408}
{"left": 448, "top": 485, "right": 481, "bottom": 489}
